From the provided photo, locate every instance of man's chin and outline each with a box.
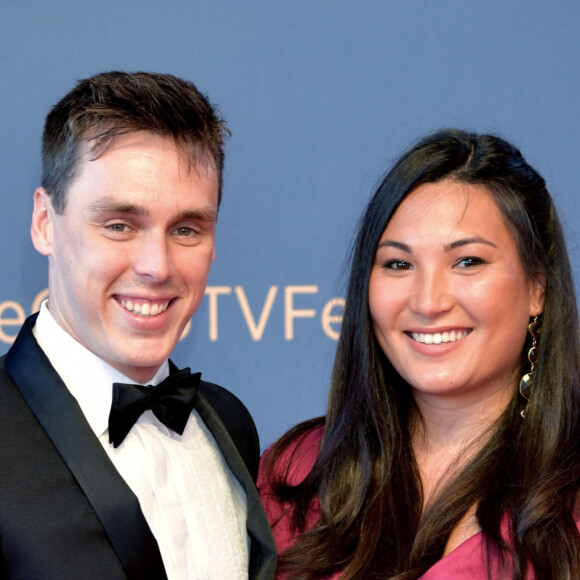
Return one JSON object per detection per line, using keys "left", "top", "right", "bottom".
{"left": 108, "top": 351, "right": 172, "bottom": 383}
{"left": 117, "top": 363, "right": 167, "bottom": 384}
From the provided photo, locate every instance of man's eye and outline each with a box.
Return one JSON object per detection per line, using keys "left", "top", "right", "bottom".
{"left": 384, "top": 260, "right": 413, "bottom": 271}
{"left": 108, "top": 223, "right": 128, "bottom": 232}
{"left": 175, "top": 227, "right": 195, "bottom": 236}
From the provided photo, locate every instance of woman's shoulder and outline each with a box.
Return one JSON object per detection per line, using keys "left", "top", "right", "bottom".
{"left": 260, "top": 420, "right": 325, "bottom": 486}
{"left": 282, "top": 423, "right": 324, "bottom": 483}
{"left": 258, "top": 420, "right": 325, "bottom": 560}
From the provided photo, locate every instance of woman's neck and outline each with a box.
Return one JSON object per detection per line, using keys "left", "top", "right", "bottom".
{"left": 412, "top": 381, "right": 514, "bottom": 451}
{"left": 411, "top": 382, "right": 515, "bottom": 507}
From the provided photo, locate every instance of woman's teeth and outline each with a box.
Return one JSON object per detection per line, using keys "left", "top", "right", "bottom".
{"left": 411, "top": 330, "right": 469, "bottom": 345}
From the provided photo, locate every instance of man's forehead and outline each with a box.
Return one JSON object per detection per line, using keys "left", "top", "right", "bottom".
{"left": 81, "top": 131, "right": 217, "bottom": 177}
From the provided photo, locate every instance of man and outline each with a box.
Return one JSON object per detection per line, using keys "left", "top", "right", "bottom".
{"left": 0, "top": 71, "right": 276, "bottom": 579}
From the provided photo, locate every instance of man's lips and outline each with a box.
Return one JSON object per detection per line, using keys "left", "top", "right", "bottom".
{"left": 114, "top": 296, "right": 173, "bottom": 317}
{"left": 406, "top": 329, "right": 472, "bottom": 345}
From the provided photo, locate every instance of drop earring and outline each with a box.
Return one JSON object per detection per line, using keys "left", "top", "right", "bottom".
{"left": 519, "top": 316, "right": 541, "bottom": 418}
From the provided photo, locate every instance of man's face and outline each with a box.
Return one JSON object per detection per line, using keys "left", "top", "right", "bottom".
{"left": 31, "top": 132, "right": 218, "bottom": 383}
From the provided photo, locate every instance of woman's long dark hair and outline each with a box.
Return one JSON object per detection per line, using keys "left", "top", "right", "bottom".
{"left": 263, "top": 129, "right": 580, "bottom": 579}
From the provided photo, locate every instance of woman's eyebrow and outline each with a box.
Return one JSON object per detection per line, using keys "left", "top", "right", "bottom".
{"left": 376, "top": 240, "right": 412, "bottom": 252}
{"left": 376, "top": 237, "right": 498, "bottom": 253}
{"left": 444, "top": 237, "right": 497, "bottom": 252}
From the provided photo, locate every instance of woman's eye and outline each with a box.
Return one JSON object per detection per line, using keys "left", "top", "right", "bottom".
{"left": 455, "top": 256, "right": 485, "bottom": 268}
{"left": 384, "top": 259, "right": 413, "bottom": 271}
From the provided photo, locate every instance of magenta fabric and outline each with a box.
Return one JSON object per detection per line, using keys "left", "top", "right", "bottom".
{"left": 258, "top": 425, "right": 579, "bottom": 580}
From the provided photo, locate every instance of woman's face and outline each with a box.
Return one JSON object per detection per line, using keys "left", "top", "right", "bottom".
{"left": 368, "top": 180, "right": 544, "bottom": 406}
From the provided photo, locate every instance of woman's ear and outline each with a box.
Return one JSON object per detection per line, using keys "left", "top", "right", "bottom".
{"left": 529, "top": 273, "right": 546, "bottom": 317}
{"left": 30, "top": 188, "right": 54, "bottom": 256}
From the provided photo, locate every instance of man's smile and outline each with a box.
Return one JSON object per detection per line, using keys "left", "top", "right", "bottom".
{"left": 116, "top": 296, "right": 172, "bottom": 317}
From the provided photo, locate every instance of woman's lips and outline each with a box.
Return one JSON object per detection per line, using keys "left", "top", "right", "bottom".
{"left": 407, "top": 329, "right": 472, "bottom": 345}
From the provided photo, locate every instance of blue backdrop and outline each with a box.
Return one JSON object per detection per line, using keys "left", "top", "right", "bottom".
{"left": 1, "top": 1, "right": 578, "bottom": 449}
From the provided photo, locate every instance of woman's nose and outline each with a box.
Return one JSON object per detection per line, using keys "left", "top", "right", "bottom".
{"left": 408, "top": 268, "right": 455, "bottom": 319}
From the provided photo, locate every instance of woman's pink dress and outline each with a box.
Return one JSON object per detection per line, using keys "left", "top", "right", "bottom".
{"left": 257, "top": 425, "right": 580, "bottom": 579}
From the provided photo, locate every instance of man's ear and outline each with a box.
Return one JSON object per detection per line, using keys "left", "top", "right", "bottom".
{"left": 31, "top": 188, "right": 55, "bottom": 256}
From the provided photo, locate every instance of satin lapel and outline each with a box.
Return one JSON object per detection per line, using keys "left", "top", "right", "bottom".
{"left": 194, "top": 390, "right": 277, "bottom": 580}
{"left": 5, "top": 315, "right": 167, "bottom": 580}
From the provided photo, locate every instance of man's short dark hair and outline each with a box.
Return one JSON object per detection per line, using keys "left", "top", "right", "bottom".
{"left": 41, "top": 71, "right": 230, "bottom": 213}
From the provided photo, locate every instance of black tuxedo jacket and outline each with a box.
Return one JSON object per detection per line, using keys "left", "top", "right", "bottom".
{"left": 0, "top": 315, "right": 276, "bottom": 579}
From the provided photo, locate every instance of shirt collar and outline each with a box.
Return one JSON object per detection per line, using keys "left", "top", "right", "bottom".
{"left": 33, "top": 300, "right": 170, "bottom": 437}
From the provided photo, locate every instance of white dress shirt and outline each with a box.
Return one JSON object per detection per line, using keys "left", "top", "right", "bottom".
{"left": 33, "top": 302, "right": 249, "bottom": 580}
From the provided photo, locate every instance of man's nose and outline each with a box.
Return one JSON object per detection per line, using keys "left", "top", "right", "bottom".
{"left": 132, "top": 234, "right": 173, "bottom": 283}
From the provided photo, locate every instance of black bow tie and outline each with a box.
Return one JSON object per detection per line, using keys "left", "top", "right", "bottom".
{"left": 108, "top": 367, "right": 201, "bottom": 448}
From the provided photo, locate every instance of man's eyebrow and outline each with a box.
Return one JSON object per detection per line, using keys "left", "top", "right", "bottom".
{"left": 87, "top": 201, "right": 148, "bottom": 216}
{"left": 444, "top": 237, "right": 497, "bottom": 251}
{"left": 178, "top": 208, "right": 218, "bottom": 223}
{"left": 87, "top": 201, "right": 218, "bottom": 223}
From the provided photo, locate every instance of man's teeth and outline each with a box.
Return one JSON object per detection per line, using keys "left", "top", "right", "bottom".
{"left": 119, "top": 299, "right": 169, "bottom": 317}
{"left": 411, "top": 330, "right": 469, "bottom": 344}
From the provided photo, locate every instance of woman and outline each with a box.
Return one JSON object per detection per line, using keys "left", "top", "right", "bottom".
{"left": 258, "top": 129, "right": 580, "bottom": 579}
